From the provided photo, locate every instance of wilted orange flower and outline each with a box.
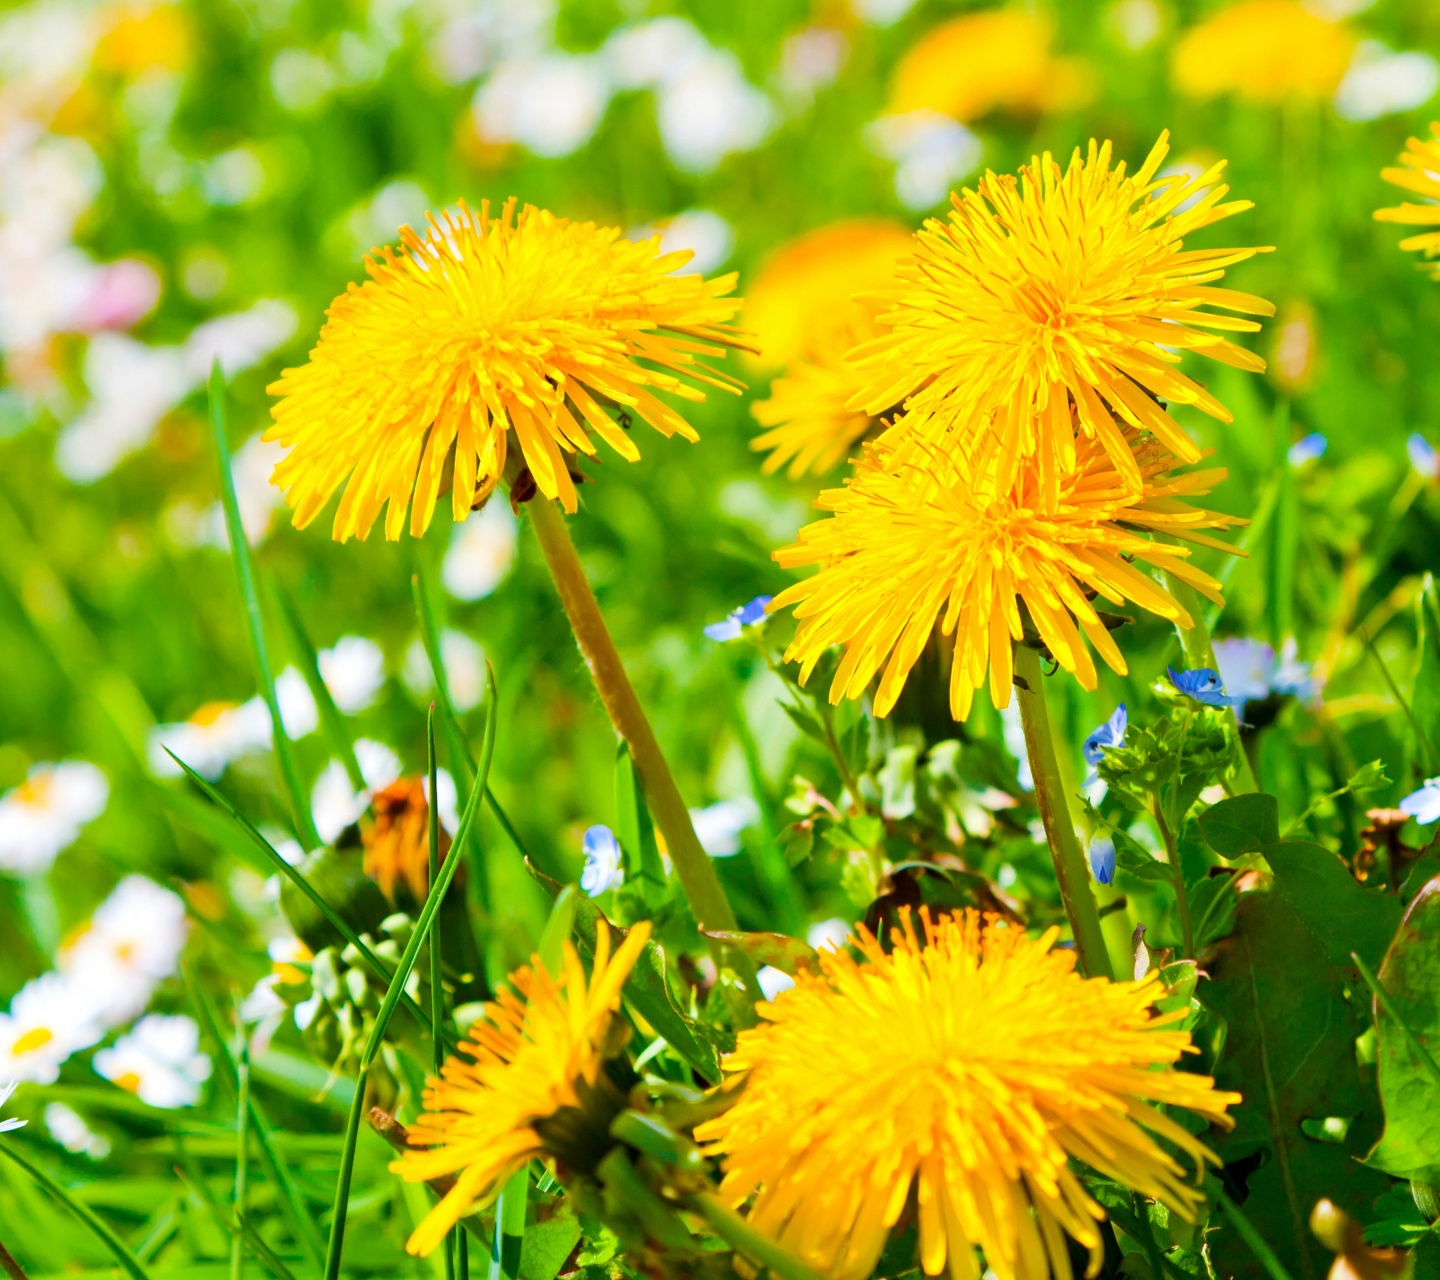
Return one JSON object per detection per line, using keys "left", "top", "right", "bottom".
{"left": 363, "top": 778, "right": 449, "bottom": 903}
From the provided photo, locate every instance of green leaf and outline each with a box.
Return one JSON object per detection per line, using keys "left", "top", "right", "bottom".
{"left": 614, "top": 741, "right": 666, "bottom": 893}
{"left": 702, "top": 930, "right": 818, "bottom": 976}
{"left": 525, "top": 861, "right": 723, "bottom": 1083}
{"left": 518, "top": 1202, "right": 582, "bottom": 1280}
{"left": 1202, "top": 842, "right": 1401, "bottom": 1280}
{"left": 1199, "top": 794, "right": 1280, "bottom": 856}
{"left": 1365, "top": 875, "right": 1440, "bottom": 1183}
{"left": 779, "top": 821, "right": 814, "bottom": 868}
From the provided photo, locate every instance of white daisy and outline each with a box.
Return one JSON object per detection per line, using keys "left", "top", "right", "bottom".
{"left": 441, "top": 501, "right": 518, "bottom": 602}
{"left": 94, "top": 1015, "right": 211, "bottom": 1109}
{"left": 0, "top": 973, "right": 104, "bottom": 1084}
{"left": 1, "top": 1080, "right": 25, "bottom": 1133}
{"left": 0, "top": 760, "right": 108, "bottom": 875}
{"left": 311, "top": 739, "right": 402, "bottom": 844}
{"left": 59, "top": 876, "right": 188, "bottom": 1027}
{"left": 148, "top": 667, "right": 317, "bottom": 779}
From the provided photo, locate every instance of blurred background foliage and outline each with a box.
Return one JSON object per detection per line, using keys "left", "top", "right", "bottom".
{"left": 6, "top": 0, "right": 1440, "bottom": 1270}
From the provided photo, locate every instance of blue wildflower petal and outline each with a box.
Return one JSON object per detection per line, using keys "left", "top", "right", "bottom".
{"left": 1287, "top": 432, "right": 1327, "bottom": 467}
{"left": 1089, "top": 834, "right": 1116, "bottom": 886}
{"left": 702, "top": 616, "right": 744, "bottom": 642}
{"left": 580, "top": 824, "right": 624, "bottom": 896}
{"left": 736, "top": 595, "right": 773, "bottom": 626}
{"left": 1168, "top": 666, "right": 1242, "bottom": 707}
{"left": 1409, "top": 433, "right": 1439, "bottom": 481}
{"left": 1400, "top": 780, "right": 1440, "bottom": 826}
{"left": 1083, "top": 703, "right": 1128, "bottom": 768}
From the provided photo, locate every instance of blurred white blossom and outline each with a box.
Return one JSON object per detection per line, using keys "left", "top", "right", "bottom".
{"left": 319, "top": 635, "right": 386, "bottom": 714}
{"left": 0, "top": 973, "right": 103, "bottom": 1085}
{"left": 403, "top": 629, "right": 486, "bottom": 712}
{"left": 0, "top": 760, "right": 108, "bottom": 876}
{"left": 778, "top": 26, "right": 848, "bottom": 99}
{"left": 473, "top": 53, "right": 610, "bottom": 157}
{"left": 94, "top": 1015, "right": 211, "bottom": 1109}
{"left": 443, "top": 502, "right": 518, "bottom": 601}
{"left": 691, "top": 797, "right": 760, "bottom": 857}
{"left": 1334, "top": 42, "right": 1439, "bottom": 121}
{"left": 44, "top": 1101, "right": 110, "bottom": 1157}
{"left": 311, "top": 739, "right": 402, "bottom": 844}
{"left": 866, "top": 110, "right": 982, "bottom": 210}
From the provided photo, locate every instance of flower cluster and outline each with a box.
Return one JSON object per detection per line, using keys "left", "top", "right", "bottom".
{"left": 768, "top": 132, "right": 1270, "bottom": 720}
{"left": 0, "top": 876, "right": 200, "bottom": 1106}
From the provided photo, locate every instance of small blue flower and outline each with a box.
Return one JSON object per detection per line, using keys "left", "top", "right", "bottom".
{"left": 1287, "top": 432, "right": 1327, "bottom": 467}
{"left": 1168, "top": 666, "right": 1242, "bottom": 707}
{"left": 1082, "top": 703, "right": 1127, "bottom": 782}
{"left": 703, "top": 595, "right": 773, "bottom": 642}
{"left": 1409, "top": 433, "right": 1439, "bottom": 482}
{"left": 1400, "top": 778, "right": 1440, "bottom": 826}
{"left": 580, "top": 825, "right": 624, "bottom": 897}
{"left": 1089, "top": 834, "right": 1116, "bottom": 886}
{"left": 1214, "top": 638, "right": 1319, "bottom": 718}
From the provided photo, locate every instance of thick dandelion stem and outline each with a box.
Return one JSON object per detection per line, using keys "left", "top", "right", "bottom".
{"left": 1013, "top": 643, "right": 1114, "bottom": 981}
{"left": 525, "top": 495, "right": 759, "bottom": 1009}
{"left": 1164, "top": 569, "right": 1260, "bottom": 795}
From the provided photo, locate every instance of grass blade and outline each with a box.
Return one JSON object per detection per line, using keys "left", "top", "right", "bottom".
{"left": 427, "top": 708, "right": 457, "bottom": 1280}
{"left": 208, "top": 364, "right": 320, "bottom": 850}
{"left": 184, "top": 970, "right": 326, "bottom": 1270}
{"left": 169, "top": 750, "right": 445, "bottom": 1046}
{"left": 231, "top": 1028, "right": 251, "bottom": 1280}
{"left": 0, "top": 1236, "right": 29, "bottom": 1280}
{"left": 1352, "top": 950, "right": 1440, "bottom": 1093}
{"left": 1215, "top": 1190, "right": 1295, "bottom": 1280}
{"left": 0, "top": 1142, "right": 151, "bottom": 1280}
{"left": 274, "top": 582, "right": 365, "bottom": 791}
{"left": 324, "top": 668, "right": 499, "bottom": 1279}
{"left": 174, "top": 1165, "right": 300, "bottom": 1280}
{"left": 412, "top": 571, "right": 529, "bottom": 861}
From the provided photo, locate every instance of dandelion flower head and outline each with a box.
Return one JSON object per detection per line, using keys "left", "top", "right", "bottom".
{"left": 772, "top": 419, "right": 1243, "bottom": 721}
{"left": 696, "top": 910, "right": 1238, "bottom": 1280}
{"left": 746, "top": 220, "right": 912, "bottom": 478}
{"left": 267, "top": 200, "right": 743, "bottom": 539}
{"left": 888, "top": 9, "right": 1092, "bottom": 125}
{"left": 1376, "top": 123, "right": 1440, "bottom": 271}
{"left": 397, "top": 919, "right": 650, "bottom": 1256}
{"left": 852, "top": 133, "right": 1273, "bottom": 493}
{"left": 1172, "top": 1, "right": 1354, "bottom": 105}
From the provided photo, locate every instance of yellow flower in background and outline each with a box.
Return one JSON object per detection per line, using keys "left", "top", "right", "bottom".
{"left": 888, "top": 9, "right": 1093, "bottom": 124}
{"left": 771, "top": 420, "right": 1243, "bottom": 721}
{"left": 745, "top": 220, "right": 911, "bottom": 477}
{"left": 1172, "top": 0, "right": 1354, "bottom": 104}
{"left": 742, "top": 219, "right": 911, "bottom": 371}
{"left": 267, "top": 200, "right": 743, "bottom": 538}
{"left": 697, "top": 910, "right": 1237, "bottom": 1280}
{"left": 94, "top": 3, "right": 190, "bottom": 76}
{"left": 398, "top": 920, "right": 650, "bottom": 1255}
{"left": 1376, "top": 124, "right": 1440, "bottom": 269}
{"left": 752, "top": 309, "right": 884, "bottom": 479}
{"left": 852, "top": 133, "right": 1273, "bottom": 494}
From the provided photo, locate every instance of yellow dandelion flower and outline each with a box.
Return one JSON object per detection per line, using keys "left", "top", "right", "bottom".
{"left": 1172, "top": 1, "right": 1354, "bottom": 105}
{"left": 1375, "top": 124, "right": 1440, "bottom": 268}
{"left": 396, "top": 919, "right": 650, "bottom": 1256}
{"left": 752, "top": 311, "right": 882, "bottom": 479}
{"left": 267, "top": 200, "right": 743, "bottom": 540}
{"left": 852, "top": 133, "right": 1273, "bottom": 494}
{"left": 696, "top": 910, "right": 1238, "bottom": 1280}
{"left": 888, "top": 9, "right": 1093, "bottom": 125}
{"left": 745, "top": 221, "right": 911, "bottom": 478}
{"left": 771, "top": 420, "right": 1243, "bottom": 721}
{"left": 743, "top": 219, "right": 912, "bottom": 371}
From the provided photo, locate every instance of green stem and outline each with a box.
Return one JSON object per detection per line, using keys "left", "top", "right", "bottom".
{"left": 1164, "top": 567, "right": 1259, "bottom": 795}
{"left": 1013, "top": 643, "right": 1114, "bottom": 980}
{"left": 525, "top": 495, "right": 759, "bottom": 1010}
{"left": 427, "top": 712, "right": 456, "bottom": 1280}
{"left": 209, "top": 366, "right": 320, "bottom": 850}
{"left": 1215, "top": 1191, "right": 1295, "bottom": 1280}
{"left": 1152, "top": 801, "right": 1194, "bottom": 959}
{"left": 687, "top": 1193, "right": 826, "bottom": 1280}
